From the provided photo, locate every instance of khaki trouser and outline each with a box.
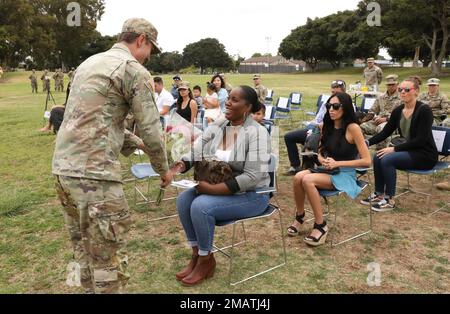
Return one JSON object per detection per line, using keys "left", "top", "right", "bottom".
{"left": 360, "top": 120, "right": 390, "bottom": 149}
{"left": 54, "top": 175, "right": 132, "bottom": 294}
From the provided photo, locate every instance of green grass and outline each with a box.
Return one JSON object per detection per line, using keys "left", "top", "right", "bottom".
{"left": 0, "top": 69, "right": 449, "bottom": 294}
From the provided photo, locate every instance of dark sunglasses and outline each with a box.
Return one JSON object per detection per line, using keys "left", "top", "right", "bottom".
{"left": 398, "top": 87, "right": 414, "bottom": 93}
{"left": 326, "top": 103, "right": 343, "bottom": 111}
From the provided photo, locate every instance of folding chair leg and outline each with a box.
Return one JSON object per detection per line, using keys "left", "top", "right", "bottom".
{"left": 228, "top": 207, "right": 287, "bottom": 286}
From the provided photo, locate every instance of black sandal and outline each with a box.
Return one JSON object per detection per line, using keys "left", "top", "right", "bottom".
{"left": 303, "top": 221, "right": 328, "bottom": 247}
{"left": 287, "top": 212, "right": 306, "bottom": 237}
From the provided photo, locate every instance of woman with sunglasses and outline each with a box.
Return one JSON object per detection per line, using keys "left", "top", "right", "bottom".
{"left": 288, "top": 93, "right": 371, "bottom": 246}
{"left": 362, "top": 76, "right": 438, "bottom": 211}
{"left": 176, "top": 82, "right": 198, "bottom": 124}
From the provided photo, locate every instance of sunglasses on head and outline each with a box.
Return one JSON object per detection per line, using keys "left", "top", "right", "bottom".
{"left": 331, "top": 80, "right": 345, "bottom": 87}
{"left": 398, "top": 87, "right": 414, "bottom": 93}
{"left": 326, "top": 103, "right": 343, "bottom": 111}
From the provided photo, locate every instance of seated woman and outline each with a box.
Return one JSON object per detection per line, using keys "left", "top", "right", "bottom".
{"left": 287, "top": 92, "right": 371, "bottom": 246}
{"left": 176, "top": 82, "right": 198, "bottom": 124}
{"left": 361, "top": 76, "right": 438, "bottom": 212}
{"left": 169, "top": 86, "right": 271, "bottom": 286}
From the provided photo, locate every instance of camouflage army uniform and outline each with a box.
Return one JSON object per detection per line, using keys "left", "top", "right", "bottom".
{"left": 41, "top": 71, "right": 50, "bottom": 92}
{"left": 254, "top": 84, "right": 268, "bottom": 105}
{"left": 418, "top": 92, "right": 449, "bottom": 126}
{"left": 29, "top": 71, "right": 38, "bottom": 93}
{"left": 68, "top": 69, "right": 75, "bottom": 80}
{"left": 57, "top": 70, "right": 65, "bottom": 92}
{"left": 52, "top": 42, "right": 168, "bottom": 294}
{"left": 53, "top": 71, "right": 60, "bottom": 92}
{"left": 360, "top": 90, "right": 401, "bottom": 148}
{"left": 363, "top": 65, "right": 383, "bottom": 87}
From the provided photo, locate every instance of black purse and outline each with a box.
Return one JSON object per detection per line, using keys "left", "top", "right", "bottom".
{"left": 389, "top": 136, "right": 407, "bottom": 147}
{"left": 309, "top": 166, "right": 340, "bottom": 175}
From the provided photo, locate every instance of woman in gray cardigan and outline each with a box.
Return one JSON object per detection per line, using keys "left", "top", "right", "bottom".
{"left": 170, "top": 86, "right": 271, "bottom": 287}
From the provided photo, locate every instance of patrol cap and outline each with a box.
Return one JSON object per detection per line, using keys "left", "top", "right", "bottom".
{"left": 385, "top": 74, "right": 399, "bottom": 85}
{"left": 177, "top": 81, "right": 190, "bottom": 90}
{"left": 173, "top": 75, "right": 182, "bottom": 81}
{"left": 253, "top": 74, "right": 261, "bottom": 80}
{"left": 121, "top": 18, "right": 161, "bottom": 55}
{"left": 427, "top": 78, "right": 440, "bottom": 86}
{"left": 367, "top": 57, "right": 375, "bottom": 62}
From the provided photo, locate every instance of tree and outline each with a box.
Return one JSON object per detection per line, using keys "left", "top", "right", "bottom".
{"left": 279, "top": 10, "right": 381, "bottom": 71}
{"left": 279, "top": 19, "right": 320, "bottom": 71}
{"left": 182, "top": 38, "right": 233, "bottom": 74}
{"left": 0, "top": 0, "right": 105, "bottom": 69}
{"left": 146, "top": 51, "right": 183, "bottom": 74}
{"left": 380, "top": 0, "right": 450, "bottom": 75}
{"left": 0, "top": 0, "right": 34, "bottom": 68}
{"left": 79, "top": 32, "right": 117, "bottom": 62}
{"left": 252, "top": 53, "right": 263, "bottom": 58}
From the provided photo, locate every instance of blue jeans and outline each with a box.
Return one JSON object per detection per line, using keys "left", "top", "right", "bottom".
{"left": 284, "top": 125, "right": 315, "bottom": 168}
{"left": 373, "top": 151, "right": 415, "bottom": 198}
{"left": 177, "top": 188, "right": 270, "bottom": 256}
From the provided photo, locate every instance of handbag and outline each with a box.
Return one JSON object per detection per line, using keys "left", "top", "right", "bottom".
{"left": 194, "top": 158, "right": 233, "bottom": 184}
{"left": 309, "top": 166, "right": 340, "bottom": 175}
{"left": 389, "top": 136, "right": 407, "bottom": 147}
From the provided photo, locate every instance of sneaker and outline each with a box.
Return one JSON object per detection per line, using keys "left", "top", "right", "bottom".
{"left": 360, "top": 193, "right": 383, "bottom": 205}
{"left": 283, "top": 167, "right": 300, "bottom": 176}
{"left": 371, "top": 198, "right": 395, "bottom": 212}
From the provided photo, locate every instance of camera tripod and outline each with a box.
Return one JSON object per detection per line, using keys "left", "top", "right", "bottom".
{"left": 43, "top": 88, "right": 57, "bottom": 127}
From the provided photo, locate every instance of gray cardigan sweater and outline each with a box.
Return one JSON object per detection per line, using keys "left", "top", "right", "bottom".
{"left": 181, "top": 116, "right": 271, "bottom": 193}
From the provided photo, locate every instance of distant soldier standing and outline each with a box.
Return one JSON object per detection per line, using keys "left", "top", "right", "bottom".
{"left": 41, "top": 70, "right": 51, "bottom": 92}
{"left": 363, "top": 57, "right": 383, "bottom": 89}
{"left": 418, "top": 78, "right": 449, "bottom": 126}
{"left": 57, "top": 69, "right": 65, "bottom": 92}
{"left": 68, "top": 67, "right": 76, "bottom": 80}
{"left": 53, "top": 69, "right": 59, "bottom": 91}
{"left": 253, "top": 74, "right": 268, "bottom": 105}
{"left": 52, "top": 18, "right": 173, "bottom": 294}
{"left": 29, "top": 69, "right": 38, "bottom": 93}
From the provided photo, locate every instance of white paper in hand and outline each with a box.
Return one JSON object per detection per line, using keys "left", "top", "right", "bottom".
{"left": 171, "top": 180, "right": 199, "bottom": 189}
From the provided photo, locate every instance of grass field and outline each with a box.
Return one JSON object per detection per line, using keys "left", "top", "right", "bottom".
{"left": 0, "top": 68, "right": 449, "bottom": 294}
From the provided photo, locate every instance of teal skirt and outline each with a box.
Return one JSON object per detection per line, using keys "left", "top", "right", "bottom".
{"left": 330, "top": 167, "right": 361, "bottom": 199}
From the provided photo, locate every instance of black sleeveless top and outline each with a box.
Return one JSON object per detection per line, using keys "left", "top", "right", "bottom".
{"left": 177, "top": 99, "right": 192, "bottom": 122}
{"left": 322, "top": 127, "right": 358, "bottom": 161}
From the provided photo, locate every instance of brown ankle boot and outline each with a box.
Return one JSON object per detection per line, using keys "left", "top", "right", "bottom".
{"left": 175, "top": 247, "right": 199, "bottom": 281}
{"left": 181, "top": 253, "right": 216, "bottom": 287}
{"left": 176, "top": 254, "right": 199, "bottom": 281}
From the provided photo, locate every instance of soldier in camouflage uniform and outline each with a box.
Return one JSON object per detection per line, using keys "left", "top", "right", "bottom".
{"left": 41, "top": 70, "right": 51, "bottom": 92}
{"left": 363, "top": 58, "right": 383, "bottom": 89}
{"left": 253, "top": 74, "right": 268, "bottom": 104}
{"left": 57, "top": 69, "right": 65, "bottom": 92}
{"left": 53, "top": 69, "right": 60, "bottom": 92}
{"left": 418, "top": 78, "right": 449, "bottom": 126}
{"left": 29, "top": 69, "right": 38, "bottom": 93}
{"left": 360, "top": 74, "right": 401, "bottom": 149}
{"left": 52, "top": 18, "right": 173, "bottom": 294}
{"left": 68, "top": 67, "right": 76, "bottom": 81}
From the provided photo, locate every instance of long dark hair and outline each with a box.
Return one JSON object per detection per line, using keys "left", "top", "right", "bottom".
{"left": 319, "top": 92, "right": 357, "bottom": 156}
{"left": 211, "top": 74, "right": 225, "bottom": 90}
{"left": 177, "top": 88, "right": 194, "bottom": 110}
